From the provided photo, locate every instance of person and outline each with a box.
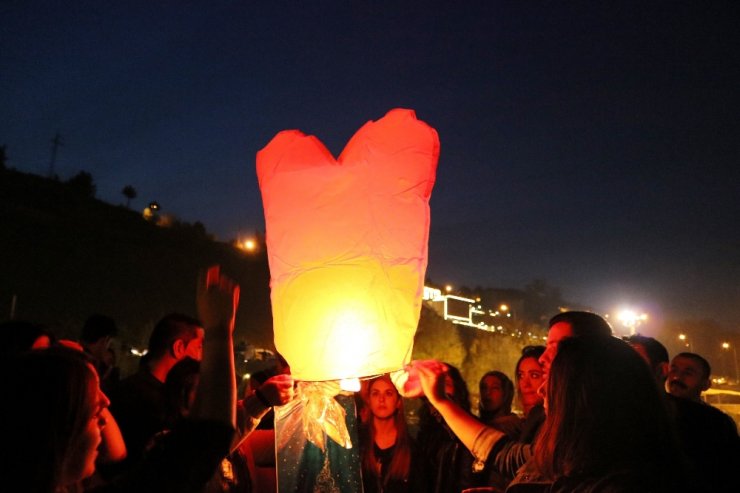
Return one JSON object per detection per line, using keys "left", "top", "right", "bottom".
{"left": 666, "top": 352, "right": 712, "bottom": 403}
{"left": 478, "top": 371, "right": 520, "bottom": 440}
{"left": 625, "top": 334, "right": 670, "bottom": 386}
{"left": 5, "top": 346, "right": 113, "bottom": 493}
{"left": 100, "top": 346, "right": 121, "bottom": 394}
{"left": 3, "top": 264, "right": 239, "bottom": 493}
{"left": 513, "top": 345, "right": 545, "bottom": 444}
{"left": 163, "top": 356, "right": 294, "bottom": 493}
{"left": 505, "top": 336, "right": 689, "bottom": 491}
{"left": 403, "top": 311, "right": 615, "bottom": 485}
{"left": 245, "top": 352, "right": 291, "bottom": 430}
{"left": 108, "top": 312, "right": 205, "bottom": 471}
{"left": 416, "top": 363, "right": 475, "bottom": 493}
{"left": 627, "top": 344, "right": 740, "bottom": 493}
{"left": 359, "top": 374, "right": 428, "bottom": 493}
{"left": 79, "top": 314, "right": 118, "bottom": 384}
{"left": 538, "top": 311, "right": 612, "bottom": 377}
{"left": 0, "top": 319, "right": 54, "bottom": 358}
{"left": 1, "top": 320, "right": 127, "bottom": 487}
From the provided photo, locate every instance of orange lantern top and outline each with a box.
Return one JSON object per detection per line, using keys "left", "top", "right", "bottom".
{"left": 257, "top": 109, "right": 439, "bottom": 381}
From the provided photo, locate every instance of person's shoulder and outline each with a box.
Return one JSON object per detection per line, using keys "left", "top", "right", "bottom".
{"left": 671, "top": 395, "right": 737, "bottom": 431}
{"left": 109, "top": 370, "right": 162, "bottom": 402}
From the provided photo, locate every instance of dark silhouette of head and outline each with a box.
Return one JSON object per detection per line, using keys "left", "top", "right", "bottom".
{"left": 548, "top": 311, "right": 613, "bottom": 339}
{"left": 147, "top": 313, "right": 202, "bottom": 360}
{"left": 80, "top": 314, "right": 117, "bottom": 344}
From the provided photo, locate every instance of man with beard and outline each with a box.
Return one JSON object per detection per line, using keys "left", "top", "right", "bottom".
{"left": 666, "top": 352, "right": 712, "bottom": 402}
{"left": 659, "top": 350, "right": 739, "bottom": 493}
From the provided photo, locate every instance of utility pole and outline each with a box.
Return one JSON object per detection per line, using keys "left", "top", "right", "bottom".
{"left": 48, "top": 132, "right": 63, "bottom": 178}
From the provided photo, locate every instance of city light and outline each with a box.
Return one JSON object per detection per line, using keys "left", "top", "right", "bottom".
{"left": 235, "top": 236, "right": 259, "bottom": 254}
{"left": 722, "top": 342, "right": 739, "bottom": 382}
{"left": 678, "top": 333, "right": 692, "bottom": 351}
{"left": 615, "top": 309, "right": 648, "bottom": 335}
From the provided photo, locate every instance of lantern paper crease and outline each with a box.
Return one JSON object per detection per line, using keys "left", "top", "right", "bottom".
{"left": 257, "top": 108, "right": 439, "bottom": 382}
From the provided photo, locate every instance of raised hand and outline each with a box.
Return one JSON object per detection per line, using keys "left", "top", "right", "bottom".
{"left": 196, "top": 265, "right": 240, "bottom": 333}
{"left": 257, "top": 373, "right": 295, "bottom": 407}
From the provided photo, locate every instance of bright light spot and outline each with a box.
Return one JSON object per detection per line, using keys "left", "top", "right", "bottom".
{"left": 242, "top": 373, "right": 251, "bottom": 380}
{"left": 235, "top": 237, "right": 259, "bottom": 253}
{"left": 325, "top": 308, "right": 380, "bottom": 379}
{"left": 130, "top": 348, "right": 148, "bottom": 357}
{"left": 500, "top": 304, "right": 509, "bottom": 312}
{"left": 445, "top": 285, "right": 452, "bottom": 293}
{"left": 722, "top": 342, "right": 730, "bottom": 349}
{"left": 679, "top": 334, "right": 686, "bottom": 341}
{"left": 340, "top": 378, "right": 361, "bottom": 392}
{"left": 616, "top": 308, "right": 649, "bottom": 334}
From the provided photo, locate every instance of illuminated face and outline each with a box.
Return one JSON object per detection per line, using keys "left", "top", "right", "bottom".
{"left": 539, "top": 322, "right": 574, "bottom": 377}
{"left": 184, "top": 328, "right": 205, "bottom": 361}
{"left": 666, "top": 355, "right": 709, "bottom": 402}
{"left": 537, "top": 321, "right": 573, "bottom": 410}
{"left": 369, "top": 378, "right": 400, "bottom": 420}
{"left": 64, "top": 365, "right": 108, "bottom": 485}
{"left": 517, "top": 357, "right": 544, "bottom": 411}
{"left": 480, "top": 375, "right": 506, "bottom": 414}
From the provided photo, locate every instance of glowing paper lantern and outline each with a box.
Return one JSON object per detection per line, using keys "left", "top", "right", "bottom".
{"left": 257, "top": 108, "right": 439, "bottom": 381}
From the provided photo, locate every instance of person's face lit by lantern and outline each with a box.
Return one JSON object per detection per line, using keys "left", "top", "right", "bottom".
{"left": 184, "top": 328, "right": 205, "bottom": 361}
{"left": 517, "top": 356, "right": 544, "bottom": 411}
{"left": 63, "top": 364, "right": 108, "bottom": 485}
{"left": 369, "top": 378, "right": 400, "bottom": 420}
{"left": 539, "top": 322, "right": 574, "bottom": 378}
{"left": 537, "top": 321, "right": 573, "bottom": 412}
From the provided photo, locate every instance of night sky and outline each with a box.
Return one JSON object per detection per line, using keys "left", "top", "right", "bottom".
{"left": 2, "top": 1, "right": 739, "bottom": 328}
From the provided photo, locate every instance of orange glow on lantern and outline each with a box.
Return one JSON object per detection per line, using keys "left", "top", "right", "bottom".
{"left": 257, "top": 109, "right": 439, "bottom": 381}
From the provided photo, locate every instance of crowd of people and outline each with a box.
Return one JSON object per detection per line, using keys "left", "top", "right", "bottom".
{"left": 3, "top": 267, "right": 739, "bottom": 493}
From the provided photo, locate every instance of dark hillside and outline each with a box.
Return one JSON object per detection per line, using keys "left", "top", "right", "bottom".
{"left": 0, "top": 168, "right": 273, "bottom": 349}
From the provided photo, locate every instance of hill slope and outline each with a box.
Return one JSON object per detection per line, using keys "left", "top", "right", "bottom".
{"left": 0, "top": 168, "right": 273, "bottom": 349}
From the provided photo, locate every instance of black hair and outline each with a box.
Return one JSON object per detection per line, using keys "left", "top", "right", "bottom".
{"left": 548, "top": 311, "right": 612, "bottom": 339}
{"left": 81, "top": 314, "right": 117, "bottom": 343}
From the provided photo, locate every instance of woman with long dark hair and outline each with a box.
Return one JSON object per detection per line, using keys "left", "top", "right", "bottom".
{"left": 513, "top": 345, "right": 545, "bottom": 444}
{"left": 360, "top": 374, "right": 427, "bottom": 493}
{"left": 511, "top": 336, "right": 689, "bottom": 491}
{"left": 478, "top": 370, "right": 520, "bottom": 440}
{"left": 416, "top": 363, "right": 474, "bottom": 493}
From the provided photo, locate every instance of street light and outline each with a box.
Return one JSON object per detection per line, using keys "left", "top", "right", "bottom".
{"left": 678, "top": 333, "right": 692, "bottom": 351}
{"left": 722, "top": 342, "right": 739, "bottom": 383}
{"left": 617, "top": 309, "right": 648, "bottom": 336}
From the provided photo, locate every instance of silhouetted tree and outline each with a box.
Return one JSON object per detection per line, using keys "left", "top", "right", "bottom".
{"left": 0, "top": 145, "right": 7, "bottom": 170}
{"left": 122, "top": 185, "right": 137, "bottom": 208}
{"left": 66, "top": 171, "right": 96, "bottom": 198}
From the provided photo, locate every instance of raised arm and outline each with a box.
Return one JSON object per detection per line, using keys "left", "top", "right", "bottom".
{"left": 408, "top": 360, "right": 508, "bottom": 467}
{"left": 233, "top": 373, "right": 294, "bottom": 451}
{"left": 192, "top": 265, "right": 239, "bottom": 427}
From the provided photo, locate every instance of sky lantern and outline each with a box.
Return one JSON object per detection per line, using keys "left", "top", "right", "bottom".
{"left": 257, "top": 108, "right": 439, "bottom": 382}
